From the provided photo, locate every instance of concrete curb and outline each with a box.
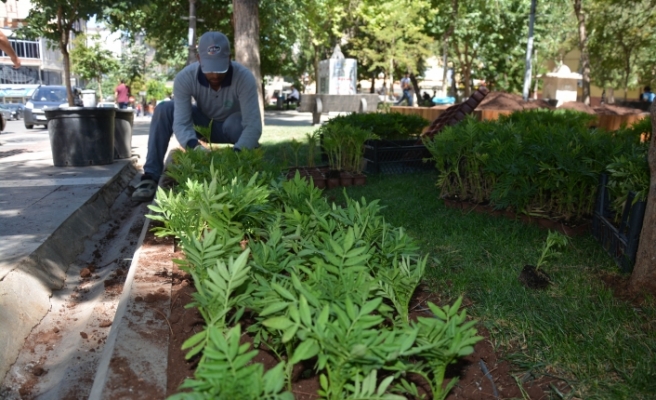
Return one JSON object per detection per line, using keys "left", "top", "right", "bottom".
{"left": 0, "top": 160, "right": 137, "bottom": 382}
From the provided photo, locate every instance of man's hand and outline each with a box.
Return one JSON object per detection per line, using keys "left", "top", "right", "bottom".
{"left": 193, "top": 144, "right": 210, "bottom": 153}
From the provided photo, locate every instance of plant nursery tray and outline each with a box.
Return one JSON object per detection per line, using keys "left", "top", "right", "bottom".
{"left": 363, "top": 139, "right": 434, "bottom": 174}
{"left": 591, "top": 174, "right": 646, "bottom": 273}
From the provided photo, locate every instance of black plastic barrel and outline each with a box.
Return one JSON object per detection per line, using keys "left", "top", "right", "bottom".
{"left": 46, "top": 107, "right": 116, "bottom": 167}
{"left": 114, "top": 109, "right": 134, "bottom": 159}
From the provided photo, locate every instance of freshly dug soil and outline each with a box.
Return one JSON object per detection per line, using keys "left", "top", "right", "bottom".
{"left": 518, "top": 265, "right": 551, "bottom": 290}
{"left": 477, "top": 92, "right": 553, "bottom": 111}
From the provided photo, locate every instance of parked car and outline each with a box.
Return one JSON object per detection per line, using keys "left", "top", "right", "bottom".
{"left": 23, "top": 85, "right": 82, "bottom": 129}
{"left": 0, "top": 105, "right": 12, "bottom": 128}
{"left": 4, "top": 103, "right": 24, "bottom": 120}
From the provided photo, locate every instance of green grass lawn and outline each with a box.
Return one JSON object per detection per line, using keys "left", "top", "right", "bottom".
{"left": 260, "top": 126, "right": 656, "bottom": 399}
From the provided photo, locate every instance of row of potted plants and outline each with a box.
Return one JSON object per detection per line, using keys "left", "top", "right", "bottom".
{"left": 423, "top": 109, "right": 649, "bottom": 223}
{"left": 151, "top": 147, "right": 481, "bottom": 399}
{"left": 286, "top": 167, "right": 367, "bottom": 189}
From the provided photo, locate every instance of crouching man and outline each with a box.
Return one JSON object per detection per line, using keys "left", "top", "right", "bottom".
{"left": 132, "top": 31, "right": 262, "bottom": 202}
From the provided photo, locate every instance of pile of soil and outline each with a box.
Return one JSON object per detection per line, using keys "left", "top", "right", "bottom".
{"left": 477, "top": 92, "right": 553, "bottom": 111}
{"left": 593, "top": 103, "right": 644, "bottom": 115}
{"left": 558, "top": 101, "right": 596, "bottom": 115}
{"left": 477, "top": 93, "right": 645, "bottom": 116}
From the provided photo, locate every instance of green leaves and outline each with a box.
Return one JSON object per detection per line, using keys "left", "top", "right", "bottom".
{"left": 263, "top": 316, "right": 295, "bottom": 331}
{"left": 425, "top": 111, "right": 638, "bottom": 221}
{"left": 156, "top": 145, "right": 482, "bottom": 399}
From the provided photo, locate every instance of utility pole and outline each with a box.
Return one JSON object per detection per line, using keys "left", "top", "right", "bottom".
{"left": 522, "top": 0, "right": 537, "bottom": 101}
{"left": 182, "top": 0, "right": 204, "bottom": 65}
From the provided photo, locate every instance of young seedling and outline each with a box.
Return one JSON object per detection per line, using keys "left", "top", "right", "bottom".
{"left": 519, "top": 230, "right": 569, "bottom": 290}
{"left": 290, "top": 138, "right": 303, "bottom": 168}
{"left": 194, "top": 119, "right": 214, "bottom": 146}
{"left": 306, "top": 132, "right": 318, "bottom": 168}
{"left": 535, "top": 230, "right": 569, "bottom": 271}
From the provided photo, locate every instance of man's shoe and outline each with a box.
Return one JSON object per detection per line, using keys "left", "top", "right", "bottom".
{"left": 132, "top": 179, "right": 158, "bottom": 202}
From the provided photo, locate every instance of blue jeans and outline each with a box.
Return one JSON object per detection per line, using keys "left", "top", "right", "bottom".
{"left": 143, "top": 100, "right": 243, "bottom": 181}
{"left": 395, "top": 89, "right": 413, "bottom": 106}
{"left": 118, "top": 102, "right": 129, "bottom": 109}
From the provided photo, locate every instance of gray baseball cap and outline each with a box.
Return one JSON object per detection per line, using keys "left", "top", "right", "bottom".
{"left": 198, "top": 32, "right": 231, "bottom": 73}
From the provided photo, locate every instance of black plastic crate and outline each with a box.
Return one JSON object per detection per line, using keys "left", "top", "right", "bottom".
{"left": 363, "top": 139, "right": 434, "bottom": 174}
{"left": 591, "top": 174, "right": 646, "bottom": 272}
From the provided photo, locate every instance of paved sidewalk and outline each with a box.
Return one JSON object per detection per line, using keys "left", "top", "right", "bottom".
{"left": 0, "top": 109, "right": 318, "bottom": 384}
{"left": 0, "top": 118, "right": 151, "bottom": 381}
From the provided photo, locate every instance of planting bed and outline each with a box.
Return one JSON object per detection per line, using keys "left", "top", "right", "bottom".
{"left": 136, "top": 147, "right": 573, "bottom": 399}
{"left": 163, "top": 252, "right": 565, "bottom": 399}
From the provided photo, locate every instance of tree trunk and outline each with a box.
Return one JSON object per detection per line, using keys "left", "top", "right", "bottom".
{"left": 97, "top": 77, "right": 103, "bottom": 101}
{"left": 57, "top": 6, "right": 73, "bottom": 106}
{"left": 61, "top": 45, "right": 73, "bottom": 106}
{"left": 314, "top": 44, "right": 320, "bottom": 94}
{"left": 370, "top": 74, "right": 375, "bottom": 94}
{"left": 232, "top": 0, "right": 263, "bottom": 120}
{"left": 389, "top": 58, "right": 395, "bottom": 101}
{"left": 441, "top": 41, "right": 449, "bottom": 97}
{"left": 573, "top": 0, "right": 591, "bottom": 105}
{"left": 629, "top": 102, "right": 656, "bottom": 295}
{"left": 623, "top": 56, "right": 630, "bottom": 101}
{"left": 463, "top": 42, "right": 471, "bottom": 98}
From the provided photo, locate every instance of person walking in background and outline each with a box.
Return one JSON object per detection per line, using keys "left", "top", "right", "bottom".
{"left": 395, "top": 73, "right": 413, "bottom": 106}
{"left": 640, "top": 86, "right": 655, "bottom": 103}
{"left": 115, "top": 79, "right": 130, "bottom": 109}
{"left": 0, "top": 30, "right": 21, "bottom": 69}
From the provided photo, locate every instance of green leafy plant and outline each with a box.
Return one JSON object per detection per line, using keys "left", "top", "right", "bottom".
{"left": 171, "top": 325, "right": 293, "bottom": 400}
{"left": 319, "top": 112, "right": 429, "bottom": 140}
{"left": 194, "top": 119, "right": 214, "bottom": 146}
{"left": 535, "top": 231, "right": 569, "bottom": 271}
{"left": 149, "top": 147, "right": 482, "bottom": 399}
{"left": 289, "top": 138, "right": 303, "bottom": 168}
{"left": 424, "top": 110, "right": 638, "bottom": 222}
{"left": 306, "top": 132, "right": 318, "bottom": 168}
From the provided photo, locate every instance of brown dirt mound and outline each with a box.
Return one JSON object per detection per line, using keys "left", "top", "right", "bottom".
{"left": 558, "top": 101, "right": 596, "bottom": 115}
{"left": 593, "top": 103, "right": 643, "bottom": 115}
{"left": 477, "top": 92, "right": 552, "bottom": 111}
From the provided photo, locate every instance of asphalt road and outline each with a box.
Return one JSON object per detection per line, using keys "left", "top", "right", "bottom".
{"left": 1, "top": 118, "right": 49, "bottom": 142}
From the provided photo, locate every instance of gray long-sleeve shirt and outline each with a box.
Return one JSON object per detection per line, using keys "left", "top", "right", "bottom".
{"left": 172, "top": 61, "right": 262, "bottom": 150}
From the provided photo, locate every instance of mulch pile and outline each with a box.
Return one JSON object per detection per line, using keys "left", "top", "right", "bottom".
{"left": 477, "top": 92, "right": 553, "bottom": 111}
